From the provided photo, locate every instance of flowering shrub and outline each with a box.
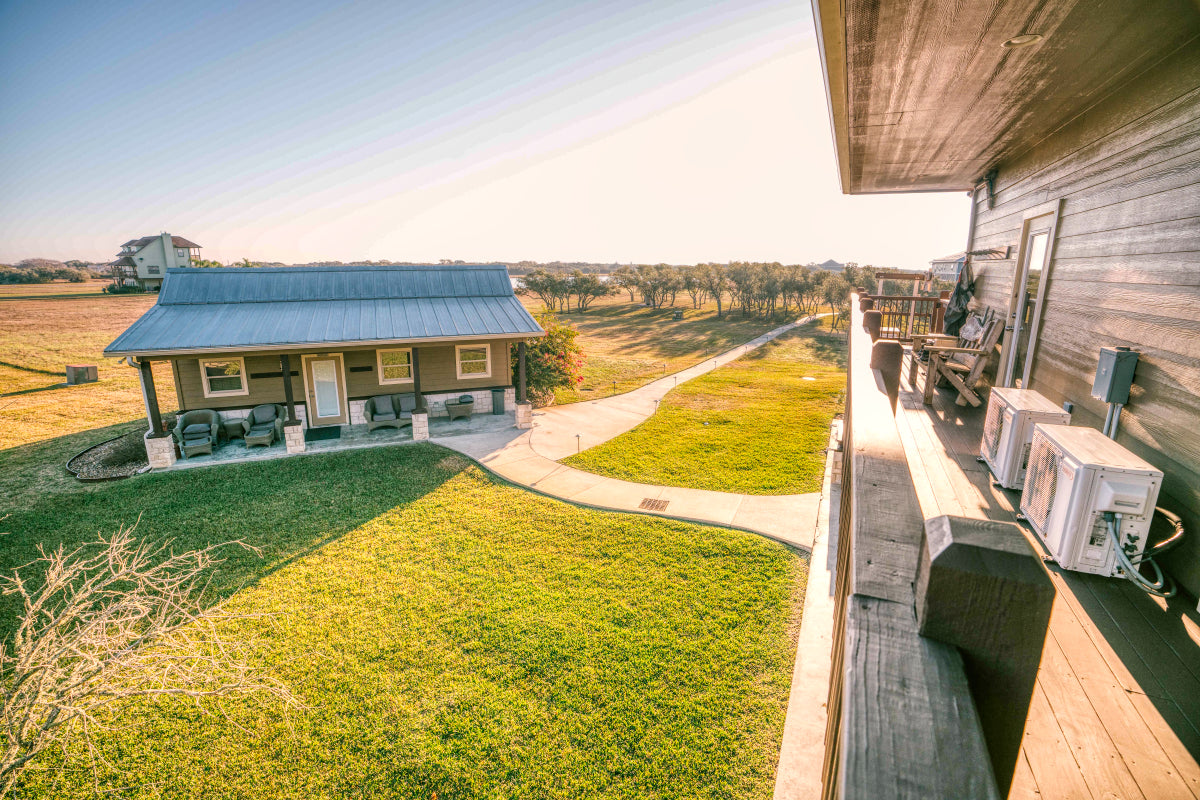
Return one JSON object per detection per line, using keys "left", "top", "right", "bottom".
{"left": 514, "top": 313, "right": 584, "bottom": 407}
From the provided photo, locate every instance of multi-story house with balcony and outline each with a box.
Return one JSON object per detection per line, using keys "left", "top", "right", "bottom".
{"left": 110, "top": 233, "right": 202, "bottom": 291}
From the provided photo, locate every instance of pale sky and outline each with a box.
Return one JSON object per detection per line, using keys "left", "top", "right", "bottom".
{"left": 0, "top": 0, "right": 969, "bottom": 268}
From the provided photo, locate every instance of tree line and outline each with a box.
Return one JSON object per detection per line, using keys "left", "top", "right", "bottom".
{"left": 0, "top": 259, "right": 93, "bottom": 284}
{"left": 518, "top": 262, "right": 883, "bottom": 329}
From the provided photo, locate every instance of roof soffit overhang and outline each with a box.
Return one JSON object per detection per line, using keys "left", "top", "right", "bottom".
{"left": 106, "top": 331, "right": 545, "bottom": 360}
{"left": 812, "top": 0, "right": 1200, "bottom": 194}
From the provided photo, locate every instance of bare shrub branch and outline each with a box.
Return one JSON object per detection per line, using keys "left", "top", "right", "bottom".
{"left": 0, "top": 527, "right": 303, "bottom": 795}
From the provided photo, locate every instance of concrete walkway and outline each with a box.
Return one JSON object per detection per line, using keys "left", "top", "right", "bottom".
{"left": 437, "top": 315, "right": 826, "bottom": 551}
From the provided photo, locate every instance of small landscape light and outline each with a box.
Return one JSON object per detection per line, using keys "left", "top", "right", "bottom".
{"left": 1001, "top": 33, "right": 1043, "bottom": 48}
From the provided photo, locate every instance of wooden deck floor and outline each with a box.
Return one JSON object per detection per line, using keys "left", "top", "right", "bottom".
{"left": 896, "top": 371, "right": 1200, "bottom": 800}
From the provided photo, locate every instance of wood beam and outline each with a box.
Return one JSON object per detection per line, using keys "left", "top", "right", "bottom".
{"left": 137, "top": 358, "right": 164, "bottom": 436}
{"left": 279, "top": 354, "right": 297, "bottom": 423}
{"left": 517, "top": 341, "right": 527, "bottom": 403}
{"left": 915, "top": 515, "right": 1055, "bottom": 796}
{"left": 411, "top": 347, "right": 426, "bottom": 412}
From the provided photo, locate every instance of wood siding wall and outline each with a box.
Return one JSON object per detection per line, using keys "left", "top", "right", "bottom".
{"left": 172, "top": 340, "right": 514, "bottom": 413}
{"left": 969, "top": 43, "right": 1200, "bottom": 595}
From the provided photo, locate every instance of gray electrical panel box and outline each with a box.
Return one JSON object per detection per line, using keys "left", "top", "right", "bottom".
{"left": 1091, "top": 347, "right": 1138, "bottom": 404}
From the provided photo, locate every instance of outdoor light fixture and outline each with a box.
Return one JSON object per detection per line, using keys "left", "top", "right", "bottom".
{"left": 1002, "top": 33, "right": 1043, "bottom": 48}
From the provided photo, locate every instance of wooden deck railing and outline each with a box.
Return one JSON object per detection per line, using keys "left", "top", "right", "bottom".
{"left": 862, "top": 294, "right": 944, "bottom": 342}
{"left": 820, "top": 296, "right": 1054, "bottom": 799}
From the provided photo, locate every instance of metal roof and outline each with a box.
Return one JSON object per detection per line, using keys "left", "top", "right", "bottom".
{"left": 106, "top": 265, "right": 543, "bottom": 356}
{"left": 121, "top": 234, "right": 202, "bottom": 249}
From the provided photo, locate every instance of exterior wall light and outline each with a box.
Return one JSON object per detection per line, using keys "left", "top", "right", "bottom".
{"left": 1002, "top": 33, "right": 1043, "bottom": 48}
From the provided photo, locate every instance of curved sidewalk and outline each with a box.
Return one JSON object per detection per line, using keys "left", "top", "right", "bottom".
{"left": 438, "top": 315, "right": 826, "bottom": 551}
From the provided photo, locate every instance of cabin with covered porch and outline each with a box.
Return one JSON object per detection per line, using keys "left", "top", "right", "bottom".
{"left": 104, "top": 264, "right": 542, "bottom": 468}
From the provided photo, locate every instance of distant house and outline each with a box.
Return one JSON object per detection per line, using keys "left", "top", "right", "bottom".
{"left": 928, "top": 248, "right": 1008, "bottom": 282}
{"left": 817, "top": 259, "right": 844, "bottom": 272}
{"left": 105, "top": 264, "right": 544, "bottom": 463}
{"left": 110, "top": 233, "right": 202, "bottom": 291}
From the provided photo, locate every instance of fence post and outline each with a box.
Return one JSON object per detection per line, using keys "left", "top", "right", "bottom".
{"left": 859, "top": 296, "right": 875, "bottom": 312}
{"left": 915, "top": 515, "right": 1055, "bottom": 797}
{"left": 863, "top": 309, "right": 882, "bottom": 342}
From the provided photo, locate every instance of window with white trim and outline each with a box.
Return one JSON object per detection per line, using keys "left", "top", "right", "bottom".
{"left": 199, "top": 357, "right": 249, "bottom": 397}
{"left": 376, "top": 348, "right": 413, "bottom": 384}
{"left": 455, "top": 344, "right": 491, "bottom": 379}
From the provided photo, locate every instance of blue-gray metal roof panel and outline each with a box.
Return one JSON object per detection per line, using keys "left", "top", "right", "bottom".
{"left": 106, "top": 265, "right": 542, "bottom": 355}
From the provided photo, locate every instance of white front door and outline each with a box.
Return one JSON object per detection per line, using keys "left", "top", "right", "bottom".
{"left": 302, "top": 354, "right": 349, "bottom": 426}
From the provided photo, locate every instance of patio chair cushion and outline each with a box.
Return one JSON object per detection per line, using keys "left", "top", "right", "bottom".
{"left": 370, "top": 396, "right": 396, "bottom": 420}
{"left": 458, "top": 395, "right": 474, "bottom": 404}
{"left": 397, "top": 394, "right": 417, "bottom": 413}
{"left": 247, "top": 424, "right": 274, "bottom": 437}
{"left": 182, "top": 423, "right": 212, "bottom": 437}
{"left": 253, "top": 405, "right": 277, "bottom": 424}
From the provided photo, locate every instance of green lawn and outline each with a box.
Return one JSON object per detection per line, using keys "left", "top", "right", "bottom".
{"left": 519, "top": 294, "right": 812, "bottom": 405}
{"left": 3, "top": 444, "right": 806, "bottom": 799}
{"left": 562, "top": 320, "right": 846, "bottom": 495}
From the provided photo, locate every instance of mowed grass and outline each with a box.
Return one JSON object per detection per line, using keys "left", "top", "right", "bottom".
{"left": 0, "top": 293, "right": 174, "bottom": 451}
{"left": 563, "top": 319, "right": 846, "bottom": 494}
{"left": 519, "top": 294, "right": 811, "bottom": 405}
{"left": 4, "top": 444, "right": 806, "bottom": 799}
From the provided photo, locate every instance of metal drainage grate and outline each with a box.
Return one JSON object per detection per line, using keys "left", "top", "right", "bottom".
{"left": 639, "top": 497, "right": 669, "bottom": 512}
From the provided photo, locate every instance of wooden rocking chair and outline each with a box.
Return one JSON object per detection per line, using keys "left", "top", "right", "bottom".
{"left": 921, "top": 315, "right": 1004, "bottom": 407}
{"left": 906, "top": 308, "right": 991, "bottom": 389}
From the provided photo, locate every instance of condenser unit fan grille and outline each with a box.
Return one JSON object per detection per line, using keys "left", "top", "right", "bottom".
{"left": 1024, "top": 436, "right": 1061, "bottom": 530}
{"left": 983, "top": 399, "right": 1005, "bottom": 463}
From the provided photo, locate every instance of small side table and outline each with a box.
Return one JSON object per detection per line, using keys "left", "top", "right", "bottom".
{"left": 222, "top": 419, "right": 245, "bottom": 443}
{"left": 445, "top": 400, "right": 474, "bottom": 420}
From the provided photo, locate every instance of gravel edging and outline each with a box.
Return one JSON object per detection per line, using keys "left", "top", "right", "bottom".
{"left": 66, "top": 419, "right": 175, "bottom": 481}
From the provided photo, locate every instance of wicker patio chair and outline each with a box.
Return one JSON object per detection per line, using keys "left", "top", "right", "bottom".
{"left": 173, "top": 409, "right": 221, "bottom": 458}
{"left": 242, "top": 404, "right": 286, "bottom": 447}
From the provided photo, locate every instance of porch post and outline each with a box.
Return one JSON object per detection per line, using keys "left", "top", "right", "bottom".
{"left": 411, "top": 347, "right": 426, "bottom": 412}
{"left": 279, "top": 354, "right": 297, "bottom": 422}
{"left": 515, "top": 341, "right": 532, "bottom": 429}
{"left": 409, "top": 347, "right": 429, "bottom": 441}
{"left": 517, "top": 341, "right": 527, "bottom": 403}
{"left": 137, "top": 358, "right": 164, "bottom": 436}
{"left": 138, "top": 358, "right": 176, "bottom": 468}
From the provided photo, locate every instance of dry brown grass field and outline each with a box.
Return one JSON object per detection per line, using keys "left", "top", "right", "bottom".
{"left": 0, "top": 279, "right": 112, "bottom": 298}
{"left": 0, "top": 292, "right": 179, "bottom": 504}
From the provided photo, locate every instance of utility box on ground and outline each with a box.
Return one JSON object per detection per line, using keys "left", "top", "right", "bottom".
{"left": 66, "top": 364, "right": 98, "bottom": 385}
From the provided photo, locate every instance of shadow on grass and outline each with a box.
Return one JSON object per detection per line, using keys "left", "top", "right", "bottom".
{"left": 0, "top": 443, "right": 469, "bottom": 641}
{"left": 0, "top": 419, "right": 159, "bottom": 506}
{"left": 736, "top": 319, "right": 848, "bottom": 370}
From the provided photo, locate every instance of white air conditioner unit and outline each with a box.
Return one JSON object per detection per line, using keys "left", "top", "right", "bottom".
{"left": 1021, "top": 424, "right": 1162, "bottom": 576}
{"left": 980, "top": 388, "right": 1071, "bottom": 489}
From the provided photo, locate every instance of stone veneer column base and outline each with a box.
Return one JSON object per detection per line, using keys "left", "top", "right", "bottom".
{"left": 411, "top": 412, "right": 430, "bottom": 441}
{"left": 284, "top": 423, "right": 306, "bottom": 454}
{"left": 515, "top": 403, "right": 533, "bottom": 429}
{"left": 504, "top": 387, "right": 516, "bottom": 411}
{"left": 144, "top": 431, "right": 177, "bottom": 469}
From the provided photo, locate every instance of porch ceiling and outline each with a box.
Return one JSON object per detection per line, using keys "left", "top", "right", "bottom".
{"left": 811, "top": 0, "right": 1200, "bottom": 193}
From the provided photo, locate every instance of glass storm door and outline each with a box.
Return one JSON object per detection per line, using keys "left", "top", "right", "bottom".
{"left": 1004, "top": 224, "right": 1052, "bottom": 388}
{"left": 303, "top": 355, "right": 348, "bottom": 426}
